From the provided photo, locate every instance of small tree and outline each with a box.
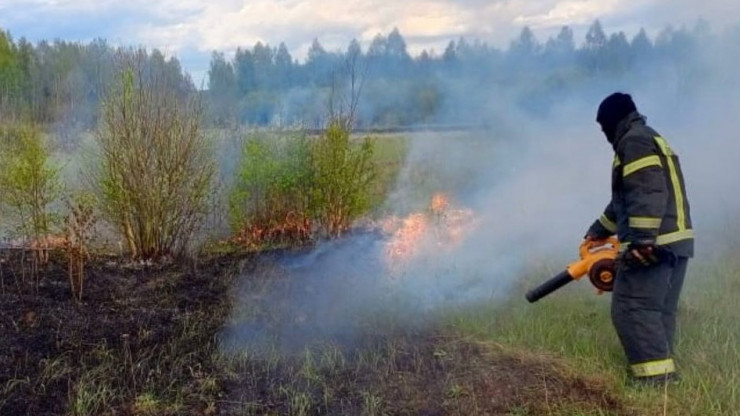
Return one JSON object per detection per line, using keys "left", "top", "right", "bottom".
{"left": 312, "top": 45, "right": 377, "bottom": 237}
{"left": 0, "top": 124, "right": 61, "bottom": 243}
{"left": 93, "top": 57, "right": 215, "bottom": 259}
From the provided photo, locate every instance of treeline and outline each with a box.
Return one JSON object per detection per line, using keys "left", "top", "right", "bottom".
{"left": 208, "top": 19, "right": 735, "bottom": 127}
{"left": 0, "top": 33, "right": 193, "bottom": 143}
{"left": 1, "top": 20, "right": 738, "bottom": 131}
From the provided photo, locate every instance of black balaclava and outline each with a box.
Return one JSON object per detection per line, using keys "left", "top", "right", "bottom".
{"left": 596, "top": 92, "right": 637, "bottom": 143}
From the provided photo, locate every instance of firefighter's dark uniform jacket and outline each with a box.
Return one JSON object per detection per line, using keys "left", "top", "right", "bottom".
{"left": 587, "top": 112, "right": 694, "bottom": 256}
{"left": 586, "top": 111, "right": 693, "bottom": 381}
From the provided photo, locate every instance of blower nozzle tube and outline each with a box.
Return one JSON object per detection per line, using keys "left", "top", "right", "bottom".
{"left": 525, "top": 270, "right": 574, "bottom": 303}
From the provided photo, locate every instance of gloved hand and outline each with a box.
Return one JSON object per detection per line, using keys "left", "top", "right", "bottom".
{"left": 621, "top": 242, "right": 660, "bottom": 268}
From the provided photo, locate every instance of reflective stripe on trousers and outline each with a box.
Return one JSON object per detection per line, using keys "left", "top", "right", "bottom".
{"left": 631, "top": 358, "right": 676, "bottom": 377}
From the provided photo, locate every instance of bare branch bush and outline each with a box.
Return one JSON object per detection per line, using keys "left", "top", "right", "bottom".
{"left": 62, "top": 192, "right": 96, "bottom": 302}
{"left": 92, "top": 53, "right": 215, "bottom": 259}
{"left": 328, "top": 42, "right": 368, "bottom": 131}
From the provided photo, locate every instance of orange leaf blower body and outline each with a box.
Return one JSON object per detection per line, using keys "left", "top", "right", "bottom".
{"left": 526, "top": 237, "right": 620, "bottom": 303}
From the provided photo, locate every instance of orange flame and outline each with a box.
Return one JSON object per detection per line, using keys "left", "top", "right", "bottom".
{"left": 430, "top": 192, "right": 449, "bottom": 215}
{"left": 382, "top": 192, "right": 476, "bottom": 276}
{"left": 385, "top": 213, "right": 429, "bottom": 268}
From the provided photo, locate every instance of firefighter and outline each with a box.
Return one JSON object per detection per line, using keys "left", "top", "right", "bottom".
{"left": 585, "top": 92, "right": 694, "bottom": 385}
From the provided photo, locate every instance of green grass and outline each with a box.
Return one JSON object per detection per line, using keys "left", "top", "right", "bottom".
{"left": 364, "top": 133, "right": 409, "bottom": 214}
{"left": 445, "top": 254, "right": 740, "bottom": 415}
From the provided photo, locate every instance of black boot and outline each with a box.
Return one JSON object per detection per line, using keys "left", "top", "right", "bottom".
{"left": 630, "top": 372, "right": 681, "bottom": 387}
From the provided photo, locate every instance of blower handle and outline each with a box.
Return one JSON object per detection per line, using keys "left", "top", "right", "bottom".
{"left": 525, "top": 270, "right": 573, "bottom": 303}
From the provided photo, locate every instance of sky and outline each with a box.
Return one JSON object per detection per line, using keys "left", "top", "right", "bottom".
{"left": 1, "top": 0, "right": 738, "bottom": 84}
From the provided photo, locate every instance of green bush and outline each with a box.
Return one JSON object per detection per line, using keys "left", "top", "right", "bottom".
{"left": 228, "top": 122, "right": 378, "bottom": 247}
{"left": 229, "top": 133, "right": 313, "bottom": 248}
{"left": 0, "top": 124, "right": 61, "bottom": 241}
{"left": 310, "top": 122, "right": 376, "bottom": 237}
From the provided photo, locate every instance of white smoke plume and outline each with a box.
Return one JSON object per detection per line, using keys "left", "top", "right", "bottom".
{"left": 219, "top": 27, "right": 740, "bottom": 355}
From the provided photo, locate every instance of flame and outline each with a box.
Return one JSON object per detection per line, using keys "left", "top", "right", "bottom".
{"left": 382, "top": 192, "right": 476, "bottom": 276}
{"left": 430, "top": 192, "right": 449, "bottom": 214}
{"left": 385, "top": 213, "right": 429, "bottom": 268}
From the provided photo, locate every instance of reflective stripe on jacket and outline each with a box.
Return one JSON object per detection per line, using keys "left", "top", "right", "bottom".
{"left": 588, "top": 112, "right": 694, "bottom": 257}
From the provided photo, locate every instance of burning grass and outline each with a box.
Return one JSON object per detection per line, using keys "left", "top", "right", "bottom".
{"left": 379, "top": 192, "right": 477, "bottom": 277}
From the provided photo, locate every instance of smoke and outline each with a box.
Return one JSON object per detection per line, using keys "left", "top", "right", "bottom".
{"left": 219, "top": 23, "right": 740, "bottom": 356}
{"left": 219, "top": 120, "right": 609, "bottom": 355}
{"left": 663, "top": 82, "right": 740, "bottom": 252}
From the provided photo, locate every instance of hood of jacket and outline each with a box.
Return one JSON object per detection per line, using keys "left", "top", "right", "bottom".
{"left": 611, "top": 111, "right": 647, "bottom": 151}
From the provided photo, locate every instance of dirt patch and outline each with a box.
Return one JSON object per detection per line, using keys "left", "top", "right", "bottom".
{"left": 0, "top": 251, "right": 243, "bottom": 416}
{"left": 221, "top": 332, "right": 633, "bottom": 416}
{"left": 1, "top": 250, "right": 634, "bottom": 415}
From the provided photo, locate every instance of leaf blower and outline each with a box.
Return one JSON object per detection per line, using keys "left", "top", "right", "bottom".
{"left": 526, "top": 237, "right": 620, "bottom": 303}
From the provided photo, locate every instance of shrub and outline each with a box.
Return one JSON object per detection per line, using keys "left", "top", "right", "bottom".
{"left": 0, "top": 124, "right": 61, "bottom": 241}
{"left": 309, "top": 122, "right": 376, "bottom": 237}
{"left": 228, "top": 122, "right": 378, "bottom": 247}
{"left": 229, "top": 133, "right": 313, "bottom": 248}
{"left": 92, "top": 60, "right": 215, "bottom": 259}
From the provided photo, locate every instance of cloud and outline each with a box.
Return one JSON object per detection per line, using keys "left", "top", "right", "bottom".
{"left": 134, "top": 0, "right": 478, "bottom": 59}
{"left": 514, "top": 0, "right": 622, "bottom": 28}
{"left": 1, "top": 0, "right": 738, "bottom": 74}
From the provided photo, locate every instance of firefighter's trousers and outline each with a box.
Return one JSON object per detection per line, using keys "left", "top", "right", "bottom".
{"left": 611, "top": 255, "right": 689, "bottom": 378}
